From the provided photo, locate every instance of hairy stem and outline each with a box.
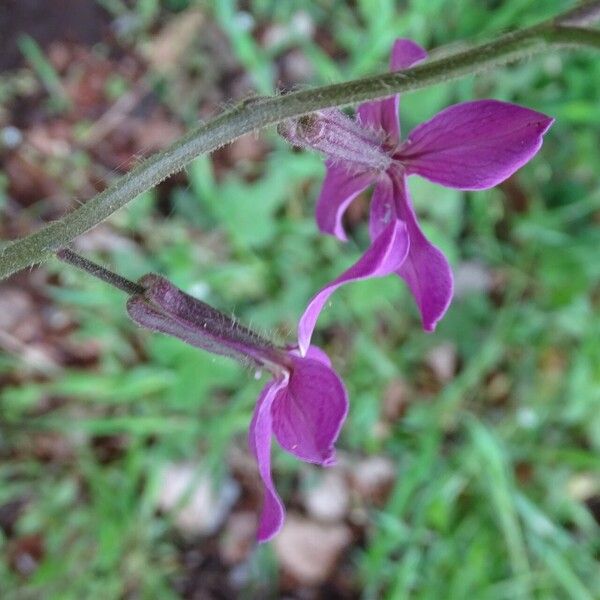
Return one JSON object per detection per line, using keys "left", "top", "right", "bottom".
{"left": 2, "top": 8, "right": 600, "bottom": 280}
{"left": 542, "top": 23, "right": 600, "bottom": 47}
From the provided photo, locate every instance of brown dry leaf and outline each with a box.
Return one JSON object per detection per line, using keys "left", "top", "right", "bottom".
{"left": 262, "top": 11, "right": 315, "bottom": 49}
{"left": 226, "top": 132, "right": 269, "bottom": 165}
{"left": 92, "top": 108, "right": 183, "bottom": 171}
{"left": 8, "top": 534, "right": 44, "bottom": 577}
{"left": 27, "top": 123, "right": 72, "bottom": 157}
{"left": 425, "top": 342, "right": 458, "bottom": 384}
{"left": 0, "top": 284, "right": 62, "bottom": 374}
{"left": 143, "top": 9, "right": 205, "bottom": 74}
{"left": 80, "top": 91, "right": 142, "bottom": 148}
{"left": 350, "top": 456, "right": 396, "bottom": 505}
{"left": 219, "top": 511, "right": 257, "bottom": 564}
{"left": 4, "top": 152, "right": 60, "bottom": 206}
{"left": 539, "top": 347, "right": 568, "bottom": 381}
{"left": 71, "top": 224, "right": 137, "bottom": 254}
{"left": 302, "top": 470, "right": 349, "bottom": 523}
{"left": 131, "top": 113, "right": 183, "bottom": 155}
{"left": 382, "top": 377, "right": 411, "bottom": 421}
{"left": 567, "top": 473, "right": 600, "bottom": 501}
{"left": 63, "top": 47, "right": 114, "bottom": 116}
{"left": 29, "top": 431, "right": 75, "bottom": 463}
{"left": 0, "top": 286, "right": 36, "bottom": 335}
{"left": 273, "top": 515, "right": 351, "bottom": 586}
{"left": 485, "top": 372, "right": 512, "bottom": 405}
{"left": 280, "top": 49, "right": 314, "bottom": 85}
{"left": 157, "top": 463, "right": 240, "bottom": 536}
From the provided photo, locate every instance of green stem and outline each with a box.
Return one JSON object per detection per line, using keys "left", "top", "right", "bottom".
{"left": 2, "top": 10, "right": 600, "bottom": 280}
{"left": 542, "top": 23, "right": 600, "bottom": 47}
{"left": 56, "top": 248, "right": 144, "bottom": 295}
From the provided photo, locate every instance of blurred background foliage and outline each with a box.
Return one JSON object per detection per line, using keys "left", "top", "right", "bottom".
{"left": 0, "top": 0, "right": 599, "bottom": 598}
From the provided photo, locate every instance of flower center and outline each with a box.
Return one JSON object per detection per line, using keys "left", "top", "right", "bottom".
{"left": 278, "top": 110, "right": 392, "bottom": 173}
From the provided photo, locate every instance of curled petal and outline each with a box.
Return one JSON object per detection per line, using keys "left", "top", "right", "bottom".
{"left": 272, "top": 354, "right": 348, "bottom": 466}
{"left": 298, "top": 218, "right": 409, "bottom": 355}
{"left": 249, "top": 378, "right": 288, "bottom": 542}
{"left": 315, "top": 160, "right": 374, "bottom": 241}
{"left": 392, "top": 174, "right": 454, "bottom": 331}
{"left": 400, "top": 100, "right": 554, "bottom": 189}
{"left": 357, "top": 39, "right": 428, "bottom": 145}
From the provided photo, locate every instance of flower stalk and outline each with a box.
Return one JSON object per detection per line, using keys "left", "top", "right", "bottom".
{"left": 55, "top": 249, "right": 289, "bottom": 371}
{"left": 1, "top": 6, "right": 600, "bottom": 280}
{"left": 55, "top": 247, "right": 349, "bottom": 542}
{"left": 56, "top": 248, "right": 145, "bottom": 295}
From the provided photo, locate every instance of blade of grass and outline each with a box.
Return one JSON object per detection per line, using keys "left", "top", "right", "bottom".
{"left": 18, "top": 35, "right": 72, "bottom": 113}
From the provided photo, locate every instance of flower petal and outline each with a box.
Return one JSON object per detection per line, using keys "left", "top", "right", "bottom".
{"left": 315, "top": 160, "right": 374, "bottom": 241}
{"left": 401, "top": 100, "right": 554, "bottom": 189}
{"left": 357, "top": 39, "right": 428, "bottom": 144}
{"left": 249, "top": 378, "right": 288, "bottom": 542}
{"left": 369, "top": 177, "right": 396, "bottom": 240}
{"left": 292, "top": 345, "right": 332, "bottom": 367}
{"left": 392, "top": 173, "right": 454, "bottom": 331}
{"left": 297, "top": 218, "right": 410, "bottom": 355}
{"left": 271, "top": 354, "right": 348, "bottom": 466}
{"left": 389, "top": 38, "right": 429, "bottom": 72}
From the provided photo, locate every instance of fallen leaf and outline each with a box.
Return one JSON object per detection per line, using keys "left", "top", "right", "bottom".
{"left": 425, "top": 342, "right": 458, "bottom": 384}
{"left": 143, "top": 9, "right": 205, "bottom": 74}
{"left": 273, "top": 515, "right": 351, "bottom": 586}
{"left": 302, "top": 470, "right": 349, "bottom": 523}
{"left": 350, "top": 456, "right": 396, "bottom": 505}
{"left": 157, "top": 462, "right": 239, "bottom": 536}
{"left": 219, "top": 511, "right": 257, "bottom": 564}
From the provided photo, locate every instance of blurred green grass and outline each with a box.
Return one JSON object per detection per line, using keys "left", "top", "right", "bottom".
{"left": 1, "top": 0, "right": 600, "bottom": 598}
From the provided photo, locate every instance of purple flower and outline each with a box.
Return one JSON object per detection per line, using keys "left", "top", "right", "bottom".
{"left": 127, "top": 274, "right": 348, "bottom": 542}
{"left": 280, "top": 39, "right": 554, "bottom": 354}
{"left": 248, "top": 345, "right": 347, "bottom": 541}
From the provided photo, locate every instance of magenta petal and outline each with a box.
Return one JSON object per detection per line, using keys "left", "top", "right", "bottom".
{"left": 249, "top": 378, "right": 288, "bottom": 542}
{"left": 297, "top": 218, "right": 409, "bottom": 355}
{"left": 357, "top": 96, "right": 401, "bottom": 147}
{"left": 271, "top": 355, "right": 348, "bottom": 466}
{"left": 401, "top": 100, "right": 554, "bottom": 190}
{"left": 357, "top": 39, "right": 428, "bottom": 144}
{"left": 301, "top": 345, "right": 332, "bottom": 367}
{"left": 392, "top": 173, "right": 453, "bottom": 331}
{"left": 369, "top": 177, "right": 396, "bottom": 240}
{"left": 315, "top": 160, "right": 374, "bottom": 241}
{"left": 389, "top": 38, "right": 428, "bottom": 71}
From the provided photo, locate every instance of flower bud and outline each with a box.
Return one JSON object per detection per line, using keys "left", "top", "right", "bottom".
{"left": 127, "top": 275, "right": 290, "bottom": 372}
{"left": 278, "top": 109, "right": 392, "bottom": 172}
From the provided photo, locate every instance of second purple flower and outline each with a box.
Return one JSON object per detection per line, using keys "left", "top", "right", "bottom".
{"left": 280, "top": 39, "right": 554, "bottom": 354}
